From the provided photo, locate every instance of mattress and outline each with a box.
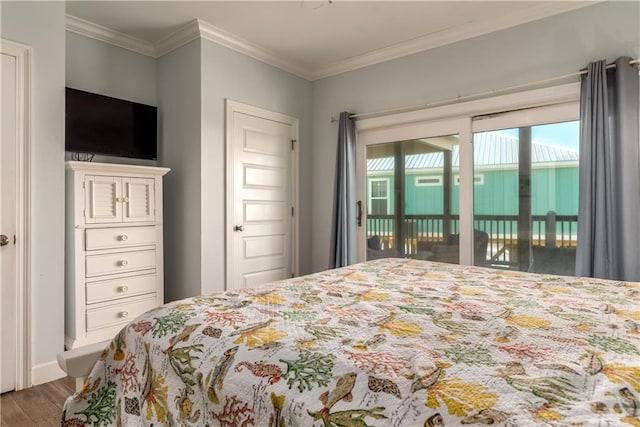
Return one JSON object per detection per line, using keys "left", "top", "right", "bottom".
{"left": 62, "top": 258, "right": 640, "bottom": 426}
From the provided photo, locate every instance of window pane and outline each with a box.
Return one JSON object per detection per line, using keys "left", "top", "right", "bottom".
{"left": 366, "top": 143, "right": 396, "bottom": 259}
{"left": 406, "top": 137, "right": 460, "bottom": 263}
{"left": 371, "top": 199, "right": 387, "bottom": 215}
{"left": 371, "top": 181, "right": 387, "bottom": 197}
{"left": 416, "top": 177, "right": 442, "bottom": 186}
{"left": 366, "top": 136, "right": 460, "bottom": 262}
{"left": 473, "top": 121, "right": 579, "bottom": 274}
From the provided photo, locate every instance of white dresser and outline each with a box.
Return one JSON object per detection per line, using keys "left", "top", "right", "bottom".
{"left": 65, "top": 161, "right": 170, "bottom": 349}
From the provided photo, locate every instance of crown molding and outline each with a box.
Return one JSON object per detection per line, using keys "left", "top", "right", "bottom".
{"left": 65, "top": 14, "right": 155, "bottom": 57}
{"left": 195, "top": 19, "right": 313, "bottom": 80}
{"left": 311, "top": 1, "right": 597, "bottom": 80}
{"left": 153, "top": 19, "right": 200, "bottom": 58}
{"left": 67, "top": 1, "right": 597, "bottom": 81}
{"left": 69, "top": 16, "right": 315, "bottom": 78}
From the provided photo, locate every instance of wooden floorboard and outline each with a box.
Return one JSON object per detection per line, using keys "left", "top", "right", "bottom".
{"left": 1, "top": 377, "right": 74, "bottom": 426}
{"left": 0, "top": 394, "right": 36, "bottom": 427}
{"left": 38, "top": 381, "right": 71, "bottom": 410}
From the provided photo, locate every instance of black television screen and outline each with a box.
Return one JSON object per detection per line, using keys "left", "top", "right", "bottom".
{"left": 65, "top": 88, "right": 157, "bottom": 160}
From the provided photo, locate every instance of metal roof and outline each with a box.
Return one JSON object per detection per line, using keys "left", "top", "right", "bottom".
{"left": 367, "top": 132, "right": 579, "bottom": 172}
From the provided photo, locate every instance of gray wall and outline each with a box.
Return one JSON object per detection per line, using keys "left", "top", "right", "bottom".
{"left": 66, "top": 32, "right": 156, "bottom": 106}
{"left": 199, "top": 39, "right": 312, "bottom": 294}
{"left": 309, "top": 1, "right": 640, "bottom": 272}
{"left": 157, "top": 39, "right": 202, "bottom": 302}
{"left": 1, "top": 1, "right": 66, "bottom": 372}
{"left": 65, "top": 32, "right": 158, "bottom": 166}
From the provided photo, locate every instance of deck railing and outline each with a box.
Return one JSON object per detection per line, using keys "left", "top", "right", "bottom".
{"left": 367, "top": 211, "right": 578, "bottom": 267}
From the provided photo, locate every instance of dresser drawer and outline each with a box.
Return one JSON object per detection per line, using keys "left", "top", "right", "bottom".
{"left": 86, "top": 295, "right": 157, "bottom": 332}
{"left": 86, "top": 274, "right": 157, "bottom": 304}
{"left": 86, "top": 249, "right": 156, "bottom": 277}
{"left": 85, "top": 226, "right": 156, "bottom": 251}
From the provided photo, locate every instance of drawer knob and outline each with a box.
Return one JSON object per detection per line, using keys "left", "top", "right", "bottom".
{"left": 120, "top": 285, "right": 128, "bottom": 293}
{"left": 120, "top": 234, "right": 128, "bottom": 241}
{"left": 120, "top": 260, "right": 128, "bottom": 267}
{"left": 120, "top": 311, "right": 129, "bottom": 318}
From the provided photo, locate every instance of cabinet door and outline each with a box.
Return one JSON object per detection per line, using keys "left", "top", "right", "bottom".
{"left": 85, "top": 175, "right": 122, "bottom": 223}
{"left": 123, "top": 177, "right": 155, "bottom": 222}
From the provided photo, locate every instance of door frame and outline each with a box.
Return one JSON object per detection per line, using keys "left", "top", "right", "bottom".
{"left": 225, "top": 99, "right": 299, "bottom": 289}
{"left": 1, "top": 38, "right": 32, "bottom": 390}
{"left": 356, "top": 82, "right": 581, "bottom": 264}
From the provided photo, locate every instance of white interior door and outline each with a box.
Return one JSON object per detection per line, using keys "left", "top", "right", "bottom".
{"left": 1, "top": 52, "right": 18, "bottom": 393}
{"left": 226, "top": 101, "right": 298, "bottom": 290}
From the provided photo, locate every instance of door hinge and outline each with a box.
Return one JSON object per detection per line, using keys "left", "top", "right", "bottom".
{"left": 291, "top": 139, "right": 296, "bottom": 150}
{"left": 291, "top": 207, "right": 294, "bottom": 216}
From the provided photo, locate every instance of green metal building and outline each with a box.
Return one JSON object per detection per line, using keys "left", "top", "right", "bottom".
{"left": 366, "top": 132, "right": 579, "bottom": 218}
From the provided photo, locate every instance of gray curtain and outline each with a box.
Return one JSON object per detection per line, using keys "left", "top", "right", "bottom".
{"left": 330, "top": 112, "right": 357, "bottom": 268}
{"left": 576, "top": 57, "right": 640, "bottom": 281}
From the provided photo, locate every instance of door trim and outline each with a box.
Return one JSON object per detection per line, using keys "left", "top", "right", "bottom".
{"left": 225, "top": 100, "right": 299, "bottom": 289}
{"left": 1, "top": 38, "right": 32, "bottom": 390}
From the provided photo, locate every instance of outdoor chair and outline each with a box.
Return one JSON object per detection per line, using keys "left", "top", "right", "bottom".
{"left": 529, "top": 245, "right": 576, "bottom": 276}
{"left": 430, "top": 229, "right": 489, "bottom": 265}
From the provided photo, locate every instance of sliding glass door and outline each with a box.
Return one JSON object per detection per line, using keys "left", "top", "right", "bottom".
{"left": 472, "top": 120, "right": 579, "bottom": 273}
{"left": 357, "top": 97, "right": 580, "bottom": 275}
{"left": 357, "top": 115, "right": 473, "bottom": 263}
{"left": 365, "top": 136, "right": 461, "bottom": 262}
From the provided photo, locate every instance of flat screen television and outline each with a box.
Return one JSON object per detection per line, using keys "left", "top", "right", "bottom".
{"left": 65, "top": 88, "right": 157, "bottom": 160}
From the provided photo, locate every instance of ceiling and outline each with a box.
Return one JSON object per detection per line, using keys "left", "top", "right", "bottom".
{"left": 65, "top": 1, "right": 595, "bottom": 80}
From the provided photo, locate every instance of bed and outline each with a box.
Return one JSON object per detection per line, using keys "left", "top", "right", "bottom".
{"left": 62, "top": 258, "right": 640, "bottom": 426}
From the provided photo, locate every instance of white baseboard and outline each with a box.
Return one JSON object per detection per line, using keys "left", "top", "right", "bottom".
{"left": 31, "top": 360, "right": 66, "bottom": 386}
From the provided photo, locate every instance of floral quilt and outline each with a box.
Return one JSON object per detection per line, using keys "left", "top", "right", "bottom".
{"left": 62, "top": 258, "right": 640, "bottom": 426}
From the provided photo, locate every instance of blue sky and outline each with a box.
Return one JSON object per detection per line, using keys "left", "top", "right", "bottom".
{"left": 493, "top": 121, "right": 580, "bottom": 151}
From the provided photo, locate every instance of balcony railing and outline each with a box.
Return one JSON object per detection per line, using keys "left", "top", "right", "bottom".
{"left": 367, "top": 211, "right": 578, "bottom": 268}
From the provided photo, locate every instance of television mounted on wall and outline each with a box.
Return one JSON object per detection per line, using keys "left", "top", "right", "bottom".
{"left": 65, "top": 88, "right": 158, "bottom": 160}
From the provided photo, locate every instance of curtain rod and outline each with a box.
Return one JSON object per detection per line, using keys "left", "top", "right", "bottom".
{"left": 331, "top": 58, "right": 639, "bottom": 122}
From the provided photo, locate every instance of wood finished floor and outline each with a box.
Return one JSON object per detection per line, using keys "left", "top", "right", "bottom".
{"left": 1, "top": 376, "right": 75, "bottom": 426}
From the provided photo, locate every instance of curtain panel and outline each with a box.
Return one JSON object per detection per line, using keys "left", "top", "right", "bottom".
{"left": 330, "top": 112, "right": 357, "bottom": 268}
{"left": 576, "top": 57, "right": 640, "bottom": 281}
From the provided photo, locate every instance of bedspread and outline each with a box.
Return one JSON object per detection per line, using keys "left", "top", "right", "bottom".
{"left": 62, "top": 259, "right": 640, "bottom": 426}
